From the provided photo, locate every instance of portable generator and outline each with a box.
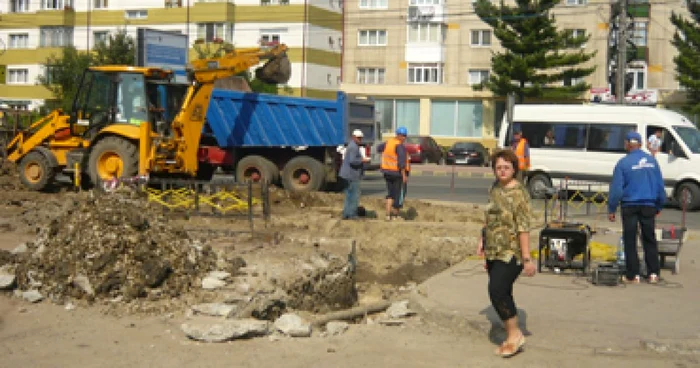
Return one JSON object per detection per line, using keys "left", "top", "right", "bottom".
{"left": 538, "top": 222, "right": 592, "bottom": 274}
{"left": 592, "top": 263, "right": 621, "bottom": 286}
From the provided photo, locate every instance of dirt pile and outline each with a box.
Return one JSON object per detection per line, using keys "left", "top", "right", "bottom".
{"left": 0, "top": 159, "right": 20, "bottom": 190}
{"left": 9, "top": 190, "right": 217, "bottom": 302}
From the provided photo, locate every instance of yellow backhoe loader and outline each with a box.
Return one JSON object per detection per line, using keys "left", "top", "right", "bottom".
{"left": 4, "top": 44, "right": 290, "bottom": 190}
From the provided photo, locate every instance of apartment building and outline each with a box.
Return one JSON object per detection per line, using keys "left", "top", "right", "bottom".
{"left": 341, "top": 0, "right": 693, "bottom": 148}
{"left": 0, "top": 0, "right": 343, "bottom": 110}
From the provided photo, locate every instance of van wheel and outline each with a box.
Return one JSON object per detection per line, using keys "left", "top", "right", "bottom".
{"left": 528, "top": 173, "right": 552, "bottom": 199}
{"left": 676, "top": 182, "right": 700, "bottom": 211}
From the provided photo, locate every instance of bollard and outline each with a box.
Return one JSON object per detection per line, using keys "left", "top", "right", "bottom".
{"left": 247, "top": 181, "right": 254, "bottom": 234}
{"left": 73, "top": 162, "right": 80, "bottom": 191}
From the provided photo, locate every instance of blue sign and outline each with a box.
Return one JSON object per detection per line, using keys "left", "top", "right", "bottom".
{"left": 137, "top": 28, "right": 188, "bottom": 82}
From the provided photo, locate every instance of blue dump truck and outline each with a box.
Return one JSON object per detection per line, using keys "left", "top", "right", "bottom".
{"left": 197, "top": 90, "right": 378, "bottom": 192}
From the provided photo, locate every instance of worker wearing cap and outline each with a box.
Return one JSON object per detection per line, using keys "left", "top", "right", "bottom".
{"left": 339, "top": 129, "right": 370, "bottom": 220}
{"left": 510, "top": 130, "right": 530, "bottom": 182}
{"left": 379, "top": 126, "right": 409, "bottom": 220}
{"left": 608, "top": 131, "right": 666, "bottom": 284}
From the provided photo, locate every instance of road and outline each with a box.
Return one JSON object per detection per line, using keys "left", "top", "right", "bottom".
{"left": 361, "top": 169, "right": 700, "bottom": 230}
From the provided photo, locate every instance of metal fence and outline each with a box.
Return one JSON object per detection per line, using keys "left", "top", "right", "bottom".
{"left": 534, "top": 178, "right": 611, "bottom": 224}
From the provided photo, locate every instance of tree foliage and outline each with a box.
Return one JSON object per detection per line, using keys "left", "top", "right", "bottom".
{"left": 92, "top": 28, "right": 136, "bottom": 65}
{"left": 36, "top": 46, "right": 92, "bottom": 111}
{"left": 474, "top": 0, "right": 596, "bottom": 102}
{"left": 671, "top": 3, "right": 700, "bottom": 118}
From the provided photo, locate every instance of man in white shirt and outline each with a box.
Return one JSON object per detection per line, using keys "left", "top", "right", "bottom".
{"left": 647, "top": 128, "right": 663, "bottom": 156}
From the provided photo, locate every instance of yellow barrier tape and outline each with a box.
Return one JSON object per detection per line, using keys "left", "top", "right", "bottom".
{"left": 145, "top": 187, "right": 260, "bottom": 214}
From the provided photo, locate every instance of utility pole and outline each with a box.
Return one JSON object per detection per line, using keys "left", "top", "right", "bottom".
{"left": 616, "top": 0, "right": 628, "bottom": 104}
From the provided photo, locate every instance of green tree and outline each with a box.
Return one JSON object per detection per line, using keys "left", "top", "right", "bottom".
{"left": 92, "top": 28, "right": 136, "bottom": 65}
{"left": 671, "top": 3, "right": 700, "bottom": 119}
{"left": 36, "top": 46, "right": 92, "bottom": 111}
{"left": 474, "top": 0, "right": 596, "bottom": 102}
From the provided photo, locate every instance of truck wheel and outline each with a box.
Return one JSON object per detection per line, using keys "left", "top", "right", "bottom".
{"left": 237, "top": 155, "right": 278, "bottom": 184}
{"left": 88, "top": 137, "right": 138, "bottom": 186}
{"left": 282, "top": 156, "right": 325, "bottom": 192}
{"left": 18, "top": 151, "right": 56, "bottom": 191}
{"left": 676, "top": 182, "right": 700, "bottom": 211}
{"left": 528, "top": 173, "right": 552, "bottom": 199}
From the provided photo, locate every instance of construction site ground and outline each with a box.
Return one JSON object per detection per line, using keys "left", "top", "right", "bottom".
{"left": 1, "top": 162, "right": 698, "bottom": 367}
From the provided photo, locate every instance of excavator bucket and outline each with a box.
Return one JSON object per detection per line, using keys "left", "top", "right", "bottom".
{"left": 255, "top": 52, "right": 291, "bottom": 85}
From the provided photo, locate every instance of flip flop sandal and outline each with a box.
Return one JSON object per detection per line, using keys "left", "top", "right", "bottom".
{"left": 497, "top": 336, "right": 526, "bottom": 358}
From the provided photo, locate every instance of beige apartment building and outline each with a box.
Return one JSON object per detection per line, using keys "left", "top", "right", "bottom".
{"left": 341, "top": 0, "right": 693, "bottom": 148}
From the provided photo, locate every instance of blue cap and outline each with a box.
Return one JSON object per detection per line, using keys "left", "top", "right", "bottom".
{"left": 396, "top": 126, "right": 408, "bottom": 136}
{"left": 625, "top": 131, "right": 642, "bottom": 143}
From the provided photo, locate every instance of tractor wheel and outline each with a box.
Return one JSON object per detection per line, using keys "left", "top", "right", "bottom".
{"left": 88, "top": 137, "right": 138, "bottom": 186}
{"left": 281, "top": 156, "right": 325, "bottom": 192}
{"left": 236, "top": 155, "right": 279, "bottom": 184}
{"left": 18, "top": 151, "right": 56, "bottom": 191}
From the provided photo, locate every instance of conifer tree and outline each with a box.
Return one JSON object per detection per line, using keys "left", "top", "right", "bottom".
{"left": 671, "top": 3, "right": 700, "bottom": 118}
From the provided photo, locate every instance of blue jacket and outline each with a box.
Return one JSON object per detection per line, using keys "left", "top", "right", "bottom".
{"left": 339, "top": 140, "right": 364, "bottom": 181}
{"left": 608, "top": 149, "right": 666, "bottom": 213}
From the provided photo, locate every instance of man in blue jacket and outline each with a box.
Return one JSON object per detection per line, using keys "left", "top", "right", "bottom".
{"left": 608, "top": 131, "right": 666, "bottom": 284}
{"left": 339, "top": 129, "right": 370, "bottom": 219}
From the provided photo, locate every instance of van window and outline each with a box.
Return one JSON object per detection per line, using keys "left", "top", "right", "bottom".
{"left": 587, "top": 124, "right": 632, "bottom": 153}
{"left": 553, "top": 124, "right": 586, "bottom": 149}
{"left": 674, "top": 125, "right": 700, "bottom": 154}
{"left": 512, "top": 122, "right": 585, "bottom": 149}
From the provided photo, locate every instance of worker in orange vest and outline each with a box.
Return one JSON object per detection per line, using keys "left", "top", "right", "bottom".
{"left": 379, "top": 126, "right": 409, "bottom": 221}
{"left": 511, "top": 130, "right": 530, "bottom": 182}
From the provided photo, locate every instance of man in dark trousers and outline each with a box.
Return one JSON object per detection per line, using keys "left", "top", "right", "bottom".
{"left": 339, "top": 129, "right": 370, "bottom": 220}
{"left": 379, "top": 126, "right": 408, "bottom": 221}
{"left": 608, "top": 131, "right": 666, "bottom": 284}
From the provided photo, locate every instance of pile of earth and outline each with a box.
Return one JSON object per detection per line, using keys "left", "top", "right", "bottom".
{"left": 0, "top": 159, "right": 21, "bottom": 190}
{"left": 3, "top": 190, "right": 218, "bottom": 303}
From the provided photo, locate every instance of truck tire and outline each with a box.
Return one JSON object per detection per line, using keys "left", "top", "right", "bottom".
{"left": 282, "top": 156, "right": 325, "bottom": 192}
{"left": 236, "top": 155, "right": 279, "bottom": 184}
{"left": 676, "top": 182, "right": 700, "bottom": 211}
{"left": 88, "top": 137, "right": 138, "bottom": 186}
{"left": 528, "top": 172, "right": 552, "bottom": 199}
{"left": 18, "top": 151, "right": 56, "bottom": 191}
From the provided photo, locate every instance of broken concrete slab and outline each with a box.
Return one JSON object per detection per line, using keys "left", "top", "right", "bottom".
{"left": 21, "top": 290, "right": 43, "bottom": 303}
{"left": 0, "top": 265, "right": 16, "bottom": 289}
{"left": 181, "top": 319, "right": 270, "bottom": 342}
{"left": 201, "top": 277, "right": 227, "bottom": 290}
{"left": 72, "top": 274, "right": 95, "bottom": 296}
{"left": 325, "top": 321, "right": 349, "bottom": 336}
{"left": 386, "top": 300, "right": 415, "bottom": 319}
{"left": 274, "top": 313, "right": 312, "bottom": 337}
{"left": 191, "top": 303, "right": 237, "bottom": 317}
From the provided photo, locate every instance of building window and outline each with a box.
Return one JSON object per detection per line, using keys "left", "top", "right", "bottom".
{"left": 260, "top": 28, "right": 287, "bottom": 45}
{"left": 125, "top": 10, "right": 147, "bottom": 19}
{"left": 471, "top": 30, "right": 491, "bottom": 46}
{"left": 40, "top": 27, "right": 74, "bottom": 47}
{"left": 197, "top": 23, "right": 232, "bottom": 42}
{"left": 7, "top": 69, "right": 29, "bottom": 84}
{"left": 164, "top": 0, "right": 182, "bottom": 8}
{"left": 407, "top": 23, "right": 445, "bottom": 43}
{"left": 42, "top": 0, "right": 71, "bottom": 10}
{"left": 260, "top": 0, "right": 290, "bottom": 5}
{"left": 563, "top": 76, "right": 585, "bottom": 86}
{"left": 9, "top": 34, "right": 29, "bottom": 49}
{"left": 408, "top": 63, "right": 442, "bottom": 84}
{"left": 566, "top": 29, "right": 586, "bottom": 48}
{"left": 469, "top": 69, "right": 489, "bottom": 86}
{"left": 94, "top": 0, "right": 108, "bottom": 8}
{"left": 10, "top": 0, "right": 30, "bottom": 12}
{"left": 565, "top": 0, "right": 586, "bottom": 5}
{"left": 356, "top": 68, "right": 385, "bottom": 84}
{"left": 94, "top": 31, "right": 109, "bottom": 46}
{"left": 430, "top": 100, "right": 483, "bottom": 137}
{"left": 630, "top": 21, "right": 647, "bottom": 47}
{"left": 358, "top": 30, "right": 387, "bottom": 46}
{"left": 359, "top": 0, "right": 387, "bottom": 8}
{"left": 410, "top": 0, "right": 441, "bottom": 4}
{"left": 375, "top": 99, "right": 420, "bottom": 135}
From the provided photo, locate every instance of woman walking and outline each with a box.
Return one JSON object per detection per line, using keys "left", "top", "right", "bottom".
{"left": 477, "top": 149, "right": 536, "bottom": 358}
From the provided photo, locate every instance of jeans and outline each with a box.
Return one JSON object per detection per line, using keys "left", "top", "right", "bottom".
{"left": 486, "top": 258, "right": 523, "bottom": 321}
{"left": 341, "top": 177, "right": 361, "bottom": 219}
{"left": 622, "top": 205, "right": 660, "bottom": 279}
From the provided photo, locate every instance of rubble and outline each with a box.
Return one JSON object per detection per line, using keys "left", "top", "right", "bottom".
{"left": 0, "top": 265, "right": 16, "bottom": 289}
{"left": 386, "top": 300, "right": 415, "bottom": 319}
{"left": 181, "top": 319, "right": 270, "bottom": 342}
{"left": 20, "top": 289, "right": 43, "bottom": 303}
{"left": 274, "top": 313, "right": 312, "bottom": 337}
{"left": 190, "top": 303, "right": 237, "bottom": 317}
{"left": 324, "top": 321, "right": 349, "bottom": 336}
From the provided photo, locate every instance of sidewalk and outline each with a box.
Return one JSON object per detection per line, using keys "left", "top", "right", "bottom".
{"left": 410, "top": 214, "right": 700, "bottom": 362}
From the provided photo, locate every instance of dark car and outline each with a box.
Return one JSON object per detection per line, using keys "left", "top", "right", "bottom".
{"left": 446, "top": 142, "right": 489, "bottom": 166}
{"left": 404, "top": 136, "right": 445, "bottom": 164}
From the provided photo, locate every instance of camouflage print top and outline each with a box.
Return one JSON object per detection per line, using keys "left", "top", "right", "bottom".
{"left": 483, "top": 181, "right": 533, "bottom": 264}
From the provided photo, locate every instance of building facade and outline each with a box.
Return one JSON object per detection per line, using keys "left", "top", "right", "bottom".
{"left": 341, "top": 0, "right": 694, "bottom": 149}
{"left": 0, "top": 0, "right": 343, "bottom": 110}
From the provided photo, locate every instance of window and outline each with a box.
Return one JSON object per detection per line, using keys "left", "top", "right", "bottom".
{"left": 260, "top": 0, "right": 290, "bottom": 5}
{"left": 260, "top": 28, "right": 287, "bottom": 45}
{"left": 430, "top": 100, "right": 483, "bottom": 137}
{"left": 587, "top": 124, "right": 634, "bottom": 153}
{"left": 356, "top": 68, "right": 385, "bottom": 84}
{"left": 471, "top": 30, "right": 491, "bottom": 46}
{"left": 410, "top": 0, "right": 441, "bottom": 4}
{"left": 197, "top": 23, "right": 232, "bottom": 42}
{"left": 358, "top": 30, "right": 387, "bottom": 46}
{"left": 563, "top": 76, "right": 585, "bottom": 86}
{"left": 9, "top": 34, "right": 29, "bottom": 49}
{"left": 359, "top": 0, "right": 387, "bottom": 8}
{"left": 469, "top": 69, "right": 489, "bottom": 85}
{"left": 125, "top": 10, "right": 147, "bottom": 19}
{"left": 40, "top": 27, "right": 73, "bottom": 47}
{"left": 94, "top": 0, "right": 108, "bottom": 8}
{"left": 44, "top": 64, "right": 61, "bottom": 84}
{"left": 511, "top": 122, "right": 588, "bottom": 149}
{"left": 164, "top": 0, "right": 181, "bottom": 8}
{"left": 630, "top": 21, "right": 647, "bottom": 47}
{"left": 7, "top": 69, "right": 29, "bottom": 84}
{"left": 375, "top": 99, "right": 420, "bottom": 135}
{"left": 42, "top": 0, "right": 71, "bottom": 9}
{"left": 407, "top": 23, "right": 445, "bottom": 43}
{"left": 565, "top": 0, "right": 586, "bottom": 5}
{"left": 566, "top": 29, "right": 586, "bottom": 48}
{"left": 408, "top": 63, "right": 442, "bottom": 84}
{"left": 94, "top": 31, "right": 109, "bottom": 46}
{"left": 10, "top": 0, "right": 30, "bottom": 12}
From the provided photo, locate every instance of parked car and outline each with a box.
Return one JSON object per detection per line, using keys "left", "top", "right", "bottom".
{"left": 404, "top": 136, "right": 445, "bottom": 164}
{"left": 446, "top": 142, "right": 489, "bottom": 166}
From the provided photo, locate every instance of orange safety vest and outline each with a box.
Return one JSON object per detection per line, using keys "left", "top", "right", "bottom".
{"left": 514, "top": 139, "right": 530, "bottom": 171}
{"left": 381, "top": 137, "right": 403, "bottom": 172}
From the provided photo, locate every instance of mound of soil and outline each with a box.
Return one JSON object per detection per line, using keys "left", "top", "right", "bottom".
{"left": 0, "top": 159, "right": 20, "bottom": 190}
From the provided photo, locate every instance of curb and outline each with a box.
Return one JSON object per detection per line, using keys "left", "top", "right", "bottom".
{"left": 409, "top": 170, "right": 494, "bottom": 178}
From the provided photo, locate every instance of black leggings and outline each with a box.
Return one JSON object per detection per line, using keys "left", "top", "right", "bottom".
{"left": 487, "top": 258, "right": 523, "bottom": 321}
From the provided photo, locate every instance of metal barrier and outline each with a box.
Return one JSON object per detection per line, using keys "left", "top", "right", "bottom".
{"left": 534, "top": 178, "right": 610, "bottom": 224}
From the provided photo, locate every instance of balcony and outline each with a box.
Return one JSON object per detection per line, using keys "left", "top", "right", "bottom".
{"left": 407, "top": 4, "right": 445, "bottom": 23}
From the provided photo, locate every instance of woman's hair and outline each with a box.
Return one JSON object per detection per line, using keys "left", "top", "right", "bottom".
{"left": 490, "top": 149, "right": 519, "bottom": 177}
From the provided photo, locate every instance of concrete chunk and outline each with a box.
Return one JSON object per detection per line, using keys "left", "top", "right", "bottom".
{"left": 181, "top": 319, "right": 270, "bottom": 342}
{"left": 274, "top": 313, "right": 312, "bottom": 337}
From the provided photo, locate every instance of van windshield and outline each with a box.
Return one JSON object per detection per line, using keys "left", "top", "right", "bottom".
{"left": 674, "top": 126, "right": 700, "bottom": 154}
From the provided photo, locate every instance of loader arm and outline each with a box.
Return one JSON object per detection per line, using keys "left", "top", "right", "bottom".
{"left": 145, "top": 44, "right": 291, "bottom": 176}
{"left": 6, "top": 110, "right": 70, "bottom": 163}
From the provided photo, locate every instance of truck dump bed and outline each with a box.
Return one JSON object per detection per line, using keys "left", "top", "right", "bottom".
{"left": 205, "top": 90, "right": 347, "bottom": 148}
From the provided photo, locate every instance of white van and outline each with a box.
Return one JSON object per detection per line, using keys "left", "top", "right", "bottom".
{"left": 498, "top": 104, "right": 700, "bottom": 210}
